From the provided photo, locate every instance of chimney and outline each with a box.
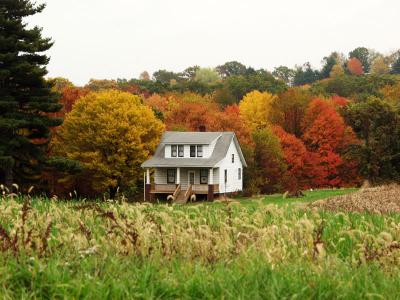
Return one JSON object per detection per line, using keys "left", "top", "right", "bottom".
{"left": 199, "top": 125, "right": 206, "bottom": 132}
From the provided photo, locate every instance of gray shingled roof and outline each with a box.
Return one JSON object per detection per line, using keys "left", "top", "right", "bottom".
{"left": 141, "top": 131, "right": 247, "bottom": 168}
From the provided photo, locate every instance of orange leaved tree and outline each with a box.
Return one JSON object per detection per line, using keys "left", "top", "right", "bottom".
{"left": 302, "top": 98, "right": 360, "bottom": 187}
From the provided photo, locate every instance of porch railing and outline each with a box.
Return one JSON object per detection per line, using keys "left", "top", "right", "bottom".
{"left": 151, "top": 184, "right": 176, "bottom": 193}
{"left": 192, "top": 184, "right": 208, "bottom": 192}
{"left": 184, "top": 184, "right": 193, "bottom": 202}
{"left": 173, "top": 184, "right": 181, "bottom": 198}
{"left": 151, "top": 183, "right": 219, "bottom": 193}
{"left": 192, "top": 184, "right": 219, "bottom": 193}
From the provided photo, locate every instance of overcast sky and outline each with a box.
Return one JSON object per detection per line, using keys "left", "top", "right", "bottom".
{"left": 29, "top": 0, "right": 400, "bottom": 86}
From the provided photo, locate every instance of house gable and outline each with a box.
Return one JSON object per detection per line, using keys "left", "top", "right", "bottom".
{"left": 215, "top": 137, "right": 244, "bottom": 193}
{"left": 141, "top": 131, "right": 247, "bottom": 169}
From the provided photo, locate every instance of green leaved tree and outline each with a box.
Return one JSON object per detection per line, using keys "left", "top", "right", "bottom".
{"left": 0, "top": 0, "right": 63, "bottom": 188}
{"left": 342, "top": 98, "right": 400, "bottom": 184}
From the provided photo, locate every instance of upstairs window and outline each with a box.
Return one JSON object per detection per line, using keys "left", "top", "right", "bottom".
{"left": 232, "top": 154, "right": 235, "bottom": 163}
{"left": 178, "top": 145, "right": 184, "bottom": 157}
{"left": 171, "top": 145, "right": 177, "bottom": 157}
{"left": 167, "top": 169, "right": 176, "bottom": 184}
{"left": 190, "top": 145, "right": 196, "bottom": 157}
{"left": 197, "top": 145, "right": 203, "bottom": 157}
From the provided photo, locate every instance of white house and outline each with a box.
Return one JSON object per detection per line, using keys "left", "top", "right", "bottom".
{"left": 141, "top": 131, "right": 247, "bottom": 203}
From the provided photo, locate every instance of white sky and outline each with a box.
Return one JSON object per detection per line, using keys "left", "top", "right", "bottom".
{"left": 29, "top": 0, "right": 400, "bottom": 86}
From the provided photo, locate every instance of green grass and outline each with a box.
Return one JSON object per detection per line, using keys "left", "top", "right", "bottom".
{"left": 260, "top": 188, "right": 358, "bottom": 205}
{"left": 214, "top": 188, "right": 357, "bottom": 209}
{"left": 1, "top": 188, "right": 400, "bottom": 299}
{"left": 2, "top": 255, "right": 400, "bottom": 299}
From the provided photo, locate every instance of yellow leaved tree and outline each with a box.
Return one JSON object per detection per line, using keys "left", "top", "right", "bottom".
{"left": 54, "top": 90, "right": 164, "bottom": 198}
{"left": 239, "top": 90, "right": 276, "bottom": 131}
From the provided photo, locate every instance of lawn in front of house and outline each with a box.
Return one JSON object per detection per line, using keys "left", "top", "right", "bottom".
{"left": 228, "top": 188, "right": 358, "bottom": 207}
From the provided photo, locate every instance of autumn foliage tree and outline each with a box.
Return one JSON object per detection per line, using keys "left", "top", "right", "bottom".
{"left": 302, "top": 98, "right": 359, "bottom": 187}
{"left": 270, "top": 88, "right": 312, "bottom": 137}
{"left": 273, "top": 126, "right": 309, "bottom": 191}
{"left": 211, "top": 104, "right": 253, "bottom": 147}
{"left": 239, "top": 91, "right": 276, "bottom": 131}
{"left": 163, "top": 93, "right": 219, "bottom": 131}
{"left": 251, "top": 127, "right": 287, "bottom": 194}
{"left": 370, "top": 56, "right": 390, "bottom": 75}
{"left": 347, "top": 58, "right": 364, "bottom": 76}
{"left": 54, "top": 90, "right": 164, "bottom": 197}
{"left": 144, "top": 93, "right": 169, "bottom": 114}
{"left": 51, "top": 87, "right": 89, "bottom": 119}
{"left": 380, "top": 83, "right": 400, "bottom": 106}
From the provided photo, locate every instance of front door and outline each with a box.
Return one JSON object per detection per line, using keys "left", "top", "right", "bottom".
{"left": 188, "top": 171, "right": 195, "bottom": 185}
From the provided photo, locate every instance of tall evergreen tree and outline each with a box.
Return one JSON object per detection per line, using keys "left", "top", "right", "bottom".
{"left": 391, "top": 57, "right": 400, "bottom": 74}
{"left": 0, "top": 0, "right": 62, "bottom": 187}
{"left": 293, "top": 63, "right": 321, "bottom": 86}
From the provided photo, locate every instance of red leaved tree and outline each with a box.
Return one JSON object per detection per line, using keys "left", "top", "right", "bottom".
{"left": 347, "top": 57, "right": 364, "bottom": 76}
{"left": 51, "top": 86, "right": 90, "bottom": 119}
{"left": 164, "top": 93, "right": 220, "bottom": 131}
{"left": 273, "top": 126, "right": 309, "bottom": 191}
{"left": 301, "top": 98, "right": 360, "bottom": 187}
{"left": 212, "top": 104, "right": 253, "bottom": 147}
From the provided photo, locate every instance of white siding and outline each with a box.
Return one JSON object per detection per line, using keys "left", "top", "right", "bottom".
{"left": 163, "top": 137, "right": 220, "bottom": 159}
{"left": 154, "top": 168, "right": 167, "bottom": 184}
{"left": 164, "top": 145, "right": 172, "bottom": 158}
{"left": 213, "top": 168, "right": 219, "bottom": 185}
{"left": 154, "top": 167, "right": 221, "bottom": 190}
{"left": 215, "top": 139, "right": 243, "bottom": 193}
{"left": 203, "top": 137, "right": 219, "bottom": 158}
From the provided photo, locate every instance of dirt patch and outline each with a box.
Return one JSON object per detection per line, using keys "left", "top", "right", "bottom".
{"left": 309, "top": 185, "right": 400, "bottom": 214}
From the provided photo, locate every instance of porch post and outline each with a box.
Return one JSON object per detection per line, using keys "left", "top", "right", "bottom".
{"left": 176, "top": 167, "right": 180, "bottom": 185}
{"left": 145, "top": 168, "right": 151, "bottom": 201}
{"left": 208, "top": 168, "right": 214, "bottom": 201}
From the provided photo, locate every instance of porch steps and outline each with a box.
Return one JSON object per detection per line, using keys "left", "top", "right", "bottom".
{"left": 174, "top": 190, "right": 188, "bottom": 204}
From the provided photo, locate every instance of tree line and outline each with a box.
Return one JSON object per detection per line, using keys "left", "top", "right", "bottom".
{"left": 1, "top": 1, "right": 399, "bottom": 198}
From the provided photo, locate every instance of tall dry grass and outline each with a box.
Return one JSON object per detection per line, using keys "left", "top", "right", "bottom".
{"left": 0, "top": 192, "right": 399, "bottom": 269}
{"left": 310, "top": 184, "right": 400, "bottom": 214}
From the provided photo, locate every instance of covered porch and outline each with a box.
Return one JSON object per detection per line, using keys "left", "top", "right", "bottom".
{"left": 149, "top": 183, "right": 220, "bottom": 194}
{"left": 144, "top": 167, "right": 219, "bottom": 202}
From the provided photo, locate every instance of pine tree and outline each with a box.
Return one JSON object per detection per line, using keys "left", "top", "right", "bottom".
{"left": 0, "top": 0, "right": 62, "bottom": 187}
{"left": 391, "top": 57, "right": 400, "bottom": 74}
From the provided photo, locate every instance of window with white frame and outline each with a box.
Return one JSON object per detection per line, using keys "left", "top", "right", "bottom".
{"left": 171, "top": 145, "right": 177, "bottom": 157}
{"left": 200, "top": 169, "right": 208, "bottom": 184}
{"left": 190, "top": 145, "right": 196, "bottom": 157}
{"left": 167, "top": 169, "right": 176, "bottom": 183}
{"left": 197, "top": 145, "right": 203, "bottom": 157}
{"left": 178, "top": 145, "right": 184, "bottom": 157}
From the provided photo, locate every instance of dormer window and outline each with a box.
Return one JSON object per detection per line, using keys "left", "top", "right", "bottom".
{"left": 232, "top": 154, "right": 234, "bottom": 163}
{"left": 178, "top": 145, "right": 184, "bottom": 157}
{"left": 197, "top": 145, "right": 203, "bottom": 157}
{"left": 171, "top": 145, "right": 177, "bottom": 157}
{"left": 190, "top": 145, "right": 196, "bottom": 157}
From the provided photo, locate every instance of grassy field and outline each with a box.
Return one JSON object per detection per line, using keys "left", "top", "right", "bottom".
{"left": 1, "top": 188, "right": 400, "bottom": 299}
{"left": 238, "top": 188, "right": 359, "bottom": 206}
